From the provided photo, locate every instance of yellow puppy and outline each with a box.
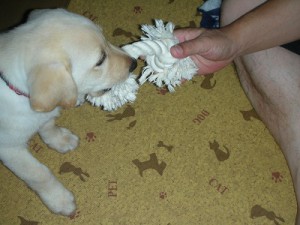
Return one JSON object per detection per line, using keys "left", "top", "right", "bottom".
{"left": 0, "top": 9, "right": 136, "bottom": 216}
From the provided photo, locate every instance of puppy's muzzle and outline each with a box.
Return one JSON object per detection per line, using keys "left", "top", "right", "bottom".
{"left": 129, "top": 58, "right": 137, "bottom": 72}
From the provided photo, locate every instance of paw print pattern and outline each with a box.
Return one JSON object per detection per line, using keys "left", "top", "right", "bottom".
{"left": 69, "top": 210, "right": 80, "bottom": 220}
{"left": 272, "top": 172, "right": 283, "bottom": 183}
{"left": 86, "top": 132, "right": 96, "bottom": 142}
{"left": 160, "top": 192, "right": 167, "bottom": 199}
{"left": 156, "top": 87, "right": 169, "bottom": 95}
{"left": 133, "top": 6, "right": 143, "bottom": 14}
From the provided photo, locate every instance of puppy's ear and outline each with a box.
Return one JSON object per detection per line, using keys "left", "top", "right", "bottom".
{"left": 28, "top": 62, "right": 77, "bottom": 112}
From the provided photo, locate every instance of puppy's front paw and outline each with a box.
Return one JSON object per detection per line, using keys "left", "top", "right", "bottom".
{"left": 54, "top": 128, "right": 79, "bottom": 153}
{"left": 40, "top": 184, "right": 76, "bottom": 216}
{"left": 41, "top": 127, "right": 79, "bottom": 153}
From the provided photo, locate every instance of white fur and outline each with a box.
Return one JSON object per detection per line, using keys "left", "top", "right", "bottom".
{"left": 0, "top": 9, "right": 133, "bottom": 216}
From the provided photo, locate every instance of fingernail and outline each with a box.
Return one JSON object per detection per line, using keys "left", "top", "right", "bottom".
{"left": 171, "top": 45, "right": 183, "bottom": 57}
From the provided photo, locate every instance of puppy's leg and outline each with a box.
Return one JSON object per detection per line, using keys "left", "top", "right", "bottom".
{"left": 0, "top": 146, "right": 76, "bottom": 215}
{"left": 39, "top": 119, "right": 79, "bottom": 153}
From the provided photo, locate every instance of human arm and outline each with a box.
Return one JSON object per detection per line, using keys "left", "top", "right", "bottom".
{"left": 224, "top": 0, "right": 300, "bottom": 55}
{"left": 170, "top": 0, "right": 300, "bottom": 74}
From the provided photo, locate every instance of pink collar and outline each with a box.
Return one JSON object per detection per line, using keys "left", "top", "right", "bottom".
{"left": 0, "top": 72, "right": 30, "bottom": 98}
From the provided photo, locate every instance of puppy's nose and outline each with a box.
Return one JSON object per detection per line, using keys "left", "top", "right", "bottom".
{"left": 129, "top": 58, "right": 137, "bottom": 72}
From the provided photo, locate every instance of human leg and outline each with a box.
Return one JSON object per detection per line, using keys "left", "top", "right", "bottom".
{"left": 221, "top": 0, "right": 300, "bottom": 224}
{"left": 235, "top": 47, "right": 300, "bottom": 225}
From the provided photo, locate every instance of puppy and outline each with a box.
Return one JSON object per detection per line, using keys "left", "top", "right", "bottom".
{"left": 0, "top": 9, "right": 137, "bottom": 216}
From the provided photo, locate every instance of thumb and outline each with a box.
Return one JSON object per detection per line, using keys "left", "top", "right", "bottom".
{"left": 171, "top": 38, "right": 208, "bottom": 59}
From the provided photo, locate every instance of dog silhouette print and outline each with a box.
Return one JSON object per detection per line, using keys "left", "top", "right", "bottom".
{"left": 132, "top": 153, "right": 167, "bottom": 177}
{"left": 106, "top": 105, "right": 135, "bottom": 122}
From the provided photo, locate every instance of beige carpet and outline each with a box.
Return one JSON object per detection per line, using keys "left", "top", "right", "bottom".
{"left": 0, "top": 0, "right": 297, "bottom": 224}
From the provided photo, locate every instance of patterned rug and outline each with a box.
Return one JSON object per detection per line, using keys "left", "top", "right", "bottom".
{"left": 0, "top": 0, "right": 297, "bottom": 224}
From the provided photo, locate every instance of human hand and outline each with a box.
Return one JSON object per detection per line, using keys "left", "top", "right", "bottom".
{"left": 170, "top": 28, "right": 238, "bottom": 74}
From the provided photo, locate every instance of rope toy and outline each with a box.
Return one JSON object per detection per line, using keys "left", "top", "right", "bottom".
{"left": 86, "top": 74, "right": 139, "bottom": 111}
{"left": 122, "top": 19, "right": 198, "bottom": 92}
{"left": 87, "top": 19, "right": 197, "bottom": 111}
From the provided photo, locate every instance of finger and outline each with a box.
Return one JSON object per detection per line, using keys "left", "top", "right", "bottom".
{"left": 173, "top": 28, "right": 203, "bottom": 42}
{"left": 170, "top": 44, "right": 185, "bottom": 58}
{"left": 171, "top": 37, "right": 209, "bottom": 58}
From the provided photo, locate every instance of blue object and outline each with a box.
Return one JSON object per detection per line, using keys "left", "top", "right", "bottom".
{"left": 198, "top": 0, "right": 222, "bottom": 28}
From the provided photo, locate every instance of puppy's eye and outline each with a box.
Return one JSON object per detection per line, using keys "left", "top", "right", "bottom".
{"left": 96, "top": 52, "right": 107, "bottom": 67}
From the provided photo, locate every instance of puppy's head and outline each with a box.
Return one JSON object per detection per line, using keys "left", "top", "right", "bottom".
{"left": 24, "top": 9, "right": 136, "bottom": 112}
